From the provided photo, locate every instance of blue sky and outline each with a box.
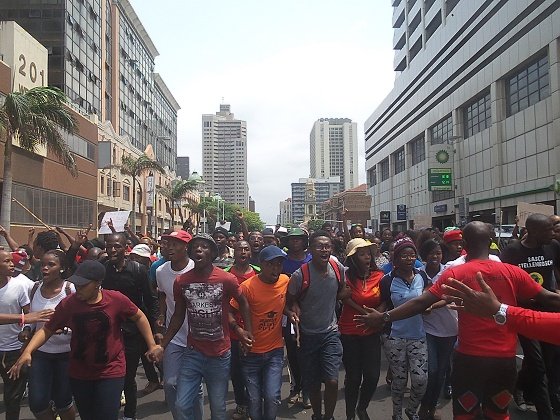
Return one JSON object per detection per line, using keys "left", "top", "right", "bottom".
{"left": 132, "top": 1, "right": 395, "bottom": 224}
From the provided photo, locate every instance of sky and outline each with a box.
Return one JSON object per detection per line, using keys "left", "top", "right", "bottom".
{"left": 132, "top": 1, "right": 396, "bottom": 224}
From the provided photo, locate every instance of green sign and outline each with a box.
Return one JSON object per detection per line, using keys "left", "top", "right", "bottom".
{"left": 428, "top": 168, "right": 453, "bottom": 191}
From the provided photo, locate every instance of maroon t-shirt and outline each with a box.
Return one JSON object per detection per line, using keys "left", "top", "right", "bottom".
{"left": 45, "top": 290, "right": 138, "bottom": 380}
{"left": 173, "top": 266, "right": 242, "bottom": 356}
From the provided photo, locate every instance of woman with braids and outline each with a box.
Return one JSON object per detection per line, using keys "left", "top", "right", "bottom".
{"left": 23, "top": 249, "right": 77, "bottom": 420}
{"left": 339, "top": 238, "right": 384, "bottom": 420}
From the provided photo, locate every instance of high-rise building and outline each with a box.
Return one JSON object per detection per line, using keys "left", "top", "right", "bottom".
{"left": 202, "top": 104, "right": 249, "bottom": 208}
{"left": 176, "top": 156, "right": 190, "bottom": 180}
{"left": 248, "top": 196, "right": 255, "bottom": 213}
{"left": 291, "top": 177, "right": 341, "bottom": 224}
{"left": 310, "top": 118, "right": 358, "bottom": 191}
{"left": 365, "top": 0, "right": 560, "bottom": 231}
{"left": 278, "top": 198, "right": 292, "bottom": 226}
{"left": 0, "top": 0, "right": 179, "bottom": 170}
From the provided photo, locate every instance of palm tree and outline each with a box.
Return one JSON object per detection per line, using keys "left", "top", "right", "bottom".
{"left": 157, "top": 179, "right": 198, "bottom": 228}
{"left": 117, "top": 154, "right": 164, "bottom": 233}
{"left": 0, "top": 86, "right": 78, "bottom": 234}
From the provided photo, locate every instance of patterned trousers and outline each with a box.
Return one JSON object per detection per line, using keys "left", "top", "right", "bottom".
{"left": 383, "top": 335, "right": 428, "bottom": 418}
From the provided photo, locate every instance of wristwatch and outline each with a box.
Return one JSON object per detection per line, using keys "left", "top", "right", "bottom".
{"left": 382, "top": 311, "right": 391, "bottom": 324}
{"left": 493, "top": 303, "right": 509, "bottom": 325}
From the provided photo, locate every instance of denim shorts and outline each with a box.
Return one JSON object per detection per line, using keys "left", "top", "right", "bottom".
{"left": 28, "top": 350, "right": 73, "bottom": 414}
{"left": 298, "top": 330, "right": 342, "bottom": 390}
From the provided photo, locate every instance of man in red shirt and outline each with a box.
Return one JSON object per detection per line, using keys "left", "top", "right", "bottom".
{"left": 355, "top": 222, "right": 560, "bottom": 419}
{"left": 147, "top": 234, "right": 253, "bottom": 420}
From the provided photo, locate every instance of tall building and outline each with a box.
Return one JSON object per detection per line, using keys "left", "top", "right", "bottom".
{"left": 0, "top": 0, "right": 179, "bottom": 170}
{"left": 278, "top": 198, "right": 292, "bottom": 226}
{"left": 365, "top": 0, "right": 560, "bottom": 231}
{"left": 291, "top": 177, "right": 341, "bottom": 224}
{"left": 202, "top": 104, "right": 249, "bottom": 208}
{"left": 176, "top": 156, "right": 190, "bottom": 180}
{"left": 310, "top": 118, "right": 358, "bottom": 191}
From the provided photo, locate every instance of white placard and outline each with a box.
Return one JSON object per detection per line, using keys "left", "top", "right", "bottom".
{"left": 517, "top": 202, "right": 554, "bottom": 227}
{"left": 413, "top": 214, "right": 433, "bottom": 230}
{"left": 98, "top": 211, "right": 131, "bottom": 234}
{"left": 215, "top": 221, "right": 231, "bottom": 231}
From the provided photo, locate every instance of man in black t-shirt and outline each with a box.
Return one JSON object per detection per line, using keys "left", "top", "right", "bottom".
{"left": 501, "top": 213, "right": 560, "bottom": 417}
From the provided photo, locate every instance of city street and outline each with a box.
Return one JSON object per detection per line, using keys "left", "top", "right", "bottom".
{"left": 5, "top": 356, "right": 539, "bottom": 419}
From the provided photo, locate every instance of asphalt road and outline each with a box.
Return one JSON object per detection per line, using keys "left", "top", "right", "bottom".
{"left": 5, "top": 357, "right": 540, "bottom": 419}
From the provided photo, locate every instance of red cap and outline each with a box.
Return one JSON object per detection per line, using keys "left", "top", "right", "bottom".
{"left": 162, "top": 230, "right": 193, "bottom": 244}
{"left": 11, "top": 250, "right": 28, "bottom": 274}
{"left": 443, "top": 229, "right": 463, "bottom": 244}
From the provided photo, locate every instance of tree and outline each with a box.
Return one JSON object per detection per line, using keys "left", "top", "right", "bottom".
{"left": 307, "top": 218, "right": 326, "bottom": 232}
{"left": 157, "top": 179, "right": 198, "bottom": 228}
{"left": 183, "top": 200, "right": 265, "bottom": 234}
{"left": 117, "top": 154, "right": 164, "bottom": 233}
{"left": 0, "top": 86, "right": 78, "bottom": 234}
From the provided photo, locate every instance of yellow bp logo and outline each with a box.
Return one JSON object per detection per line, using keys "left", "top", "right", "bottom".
{"left": 530, "top": 272, "right": 544, "bottom": 285}
{"left": 436, "top": 150, "right": 450, "bottom": 164}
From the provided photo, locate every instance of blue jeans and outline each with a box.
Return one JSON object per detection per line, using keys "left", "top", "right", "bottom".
{"left": 28, "top": 351, "right": 73, "bottom": 414}
{"left": 163, "top": 342, "right": 204, "bottom": 419}
{"left": 241, "top": 348, "right": 284, "bottom": 420}
{"left": 70, "top": 376, "right": 125, "bottom": 420}
{"left": 176, "top": 346, "right": 230, "bottom": 420}
{"left": 421, "top": 333, "right": 456, "bottom": 408}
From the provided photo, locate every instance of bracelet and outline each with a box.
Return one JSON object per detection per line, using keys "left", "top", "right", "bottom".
{"left": 20, "top": 312, "right": 25, "bottom": 327}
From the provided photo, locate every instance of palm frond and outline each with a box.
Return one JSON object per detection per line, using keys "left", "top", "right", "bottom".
{"left": 170, "top": 180, "right": 198, "bottom": 200}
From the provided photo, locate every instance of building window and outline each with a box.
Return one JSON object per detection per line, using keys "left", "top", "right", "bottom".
{"left": 432, "top": 190, "right": 454, "bottom": 201}
{"left": 112, "top": 181, "right": 121, "bottom": 197}
{"left": 106, "top": 177, "right": 112, "bottom": 196}
{"left": 430, "top": 114, "right": 453, "bottom": 144}
{"left": 100, "top": 175, "right": 105, "bottom": 194}
{"left": 507, "top": 54, "right": 549, "bottom": 116}
{"left": 368, "top": 166, "right": 377, "bottom": 186}
{"left": 393, "top": 147, "right": 405, "bottom": 174}
{"left": 380, "top": 158, "right": 390, "bottom": 181}
{"left": 409, "top": 135, "right": 425, "bottom": 165}
{"left": 464, "top": 92, "right": 491, "bottom": 138}
{"left": 123, "top": 185, "right": 130, "bottom": 201}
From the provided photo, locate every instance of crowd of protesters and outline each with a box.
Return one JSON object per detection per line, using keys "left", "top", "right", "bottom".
{"left": 0, "top": 211, "right": 560, "bottom": 420}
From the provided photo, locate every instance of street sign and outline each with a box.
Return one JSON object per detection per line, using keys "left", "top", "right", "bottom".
{"left": 380, "top": 211, "right": 391, "bottom": 224}
{"left": 428, "top": 168, "right": 453, "bottom": 191}
{"left": 396, "top": 204, "right": 407, "bottom": 221}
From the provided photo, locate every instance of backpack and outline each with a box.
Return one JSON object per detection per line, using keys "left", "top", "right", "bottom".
{"left": 297, "top": 257, "right": 343, "bottom": 300}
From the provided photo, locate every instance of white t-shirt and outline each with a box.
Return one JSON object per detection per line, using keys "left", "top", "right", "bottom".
{"left": 156, "top": 260, "right": 194, "bottom": 347}
{"left": 30, "top": 281, "right": 75, "bottom": 353}
{"left": 12, "top": 273, "right": 35, "bottom": 296}
{"left": 0, "top": 278, "right": 30, "bottom": 351}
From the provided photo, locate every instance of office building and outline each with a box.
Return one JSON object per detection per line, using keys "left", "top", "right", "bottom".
{"left": 249, "top": 196, "right": 255, "bottom": 213}
{"left": 310, "top": 118, "right": 358, "bottom": 191}
{"left": 0, "top": 22, "right": 98, "bottom": 242}
{"left": 202, "top": 104, "right": 249, "bottom": 208}
{"left": 291, "top": 177, "right": 341, "bottom": 224}
{"left": 277, "top": 198, "right": 292, "bottom": 226}
{"left": 176, "top": 156, "right": 190, "bottom": 180}
{"left": 365, "top": 0, "right": 560, "bottom": 231}
{"left": 0, "top": 0, "right": 179, "bottom": 171}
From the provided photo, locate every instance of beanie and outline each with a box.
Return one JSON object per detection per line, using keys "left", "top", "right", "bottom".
{"left": 392, "top": 237, "right": 417, "bottom": 260}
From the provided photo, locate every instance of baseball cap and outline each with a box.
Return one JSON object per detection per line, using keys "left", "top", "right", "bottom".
{"left": 162, "top": 230, "right": 193, "bottom": 244}
{"left": 130, "top": 244, "right": 151, "bottom": 258}
{"left": 443, "top": 228, "right": 463, "bottom": 244}
{"left": 68, "top": 260, "right": 106, "bottom": 286}
{"left": 259, "top": 245, "right": 287, "bottom": 262}
{"left": 11, "top": 250, "right": 29, "bottom": 274}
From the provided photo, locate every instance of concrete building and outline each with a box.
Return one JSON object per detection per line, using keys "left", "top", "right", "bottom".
{"left": 0, "top": 0, "right": 179, "bottom": 171}
{"left": 278, "top": 198, "right": 292, "bottom": 226}
{"left": 0, "top": 22, "right": 98, "bottom": 242}
{"left": 249, "top": 196, "right": 255, "bottom": 213}
{"left": 365, "top": 0, "right": 560, "bottom": 231}
{"left": 310, "top": 118, "right": 358, "bottom": 191}
{"left": 202, "top": 104, "right": 249, "bottom": 209}
{"left": 176, "top": 156, "right": 190, "bottom": 180}
{"left": 322, "top": 184, "right": 372, "bottom": 231}
{"left": 291, "top": 177, "right": 341, "bottom": 224}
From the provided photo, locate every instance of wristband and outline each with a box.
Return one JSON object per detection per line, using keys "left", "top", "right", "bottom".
{"left": 20, "top": 311, "right": 25, "bottom": 328}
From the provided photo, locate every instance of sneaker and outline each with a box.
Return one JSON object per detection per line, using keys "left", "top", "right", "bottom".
{"left": 513, "top": 389, "right": 528, "bottom": 412}
{"left": 301, "top": 396, "right": 312, "bottom": 409}
{"left": 120, "top": 391, "right": 126, "bottom": 406}
{"left": 405, "top": 409, "right": 420, "bottom": 420}
{"left": 142, "top": 381, "right": 162, "bottom": 396}
{"left": 231, "top": 405, "right": 248, "bottom": 420}
{"left": 287, "top": 390, "right": 300, "bottom": 405}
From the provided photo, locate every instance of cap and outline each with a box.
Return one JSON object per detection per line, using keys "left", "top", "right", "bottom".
{"left": 259, "top": 245, "right": 287, "bottom": 262}
{"left": 261, "top": 228, "right": 275, "bottom": 238}
{"left": 392, "top": 237, "right": 417, "bottom": 259}
{"left": 11, "top": 250, "right": 28, "bottom": 274}
{"left": 443, "top": 228, "right": 463, "bottom": 244}
{"left": 162, "top": 230, "right": 193, "bottom": 244}
{"left": 280, "top": 227, "right": 309, "bottom": 248}
{"left": 213, "top": 227, "right": 229, "bottom": 238}
{"left": 188, "top": 233, "right": 219, "bottom": 259}
{"left": 345, "top": 238, "right": 374, "bottom": 258}
{"left": 130, "top": 244, "right": 151, "bottom": 258}
{"left": 68, "top": 260, "right": 106, "bottom": 286}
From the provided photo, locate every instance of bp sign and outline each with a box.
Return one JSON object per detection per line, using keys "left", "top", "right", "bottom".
{"left": 428, "top": 168, "right": 453, "bottom": 191}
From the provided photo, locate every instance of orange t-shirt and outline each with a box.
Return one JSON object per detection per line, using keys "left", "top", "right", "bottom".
{"left": 234, "top": 274, "right": 289, "bottom": 353}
